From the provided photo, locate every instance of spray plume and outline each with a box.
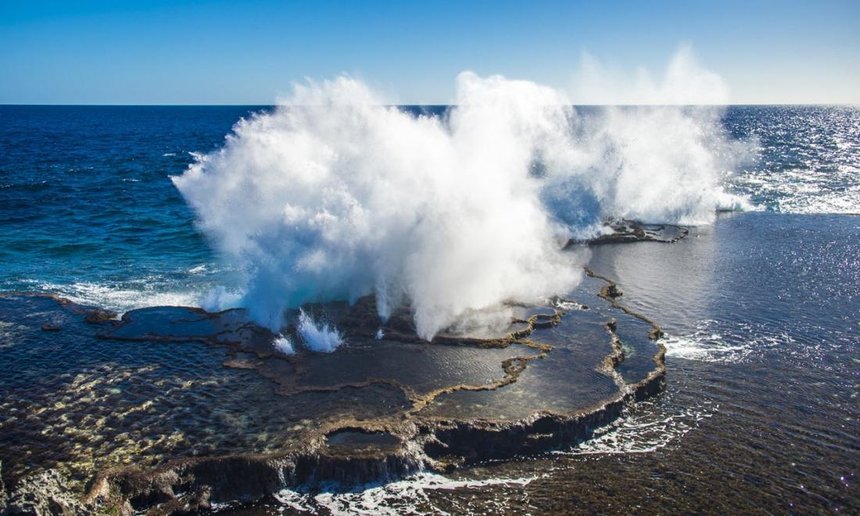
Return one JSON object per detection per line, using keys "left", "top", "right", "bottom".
{"left": 173, "top": 48, "right": 749, "bottom": 340}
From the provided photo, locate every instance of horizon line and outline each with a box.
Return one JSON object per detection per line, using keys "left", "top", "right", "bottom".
{"left": 1, "top": 103, "right": 857, "bottom": 108}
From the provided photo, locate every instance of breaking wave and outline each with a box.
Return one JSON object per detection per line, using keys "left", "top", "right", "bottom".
{"left": 173, "top": 51, "right": 750, "bottom": 339}
{"left": 24, "top": 280, "right": 200, "bottom": 315}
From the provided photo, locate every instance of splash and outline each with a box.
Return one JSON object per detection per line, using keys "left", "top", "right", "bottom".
{"left": 297, "top": 310, "right": 343, "bottom": 353}
{"left": 173, "top": 73, "right": 583, "bottom": 339}
{"left": 273, "top": 334, "right": 295, "bottom": 355}
{"left": 173, "top": 48, "right": 749, "bottom": 339}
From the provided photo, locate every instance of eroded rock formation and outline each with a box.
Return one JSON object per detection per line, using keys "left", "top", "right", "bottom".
{"left": 0, "top": 225, "right": 685, "bottom": 514}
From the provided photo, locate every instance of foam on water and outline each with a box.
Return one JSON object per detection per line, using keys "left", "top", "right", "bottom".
{"left": 562, "top": 397, "right": 717, "bottom": 455}
{"left": 26, "top": 280, "right": 201, "bottom": 314}
{"left": 660, "top": 320, "right": 796, "bottom": 363}
{"left": 273, "top": 473, "right": 536, "bottom": 515}
{"left": 187, "top": 264, "right": 208, "bottom": 274}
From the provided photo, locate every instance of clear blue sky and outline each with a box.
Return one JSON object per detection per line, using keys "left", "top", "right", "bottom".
{"left": 1, "top": 0, "right": 858, "bottom": 104}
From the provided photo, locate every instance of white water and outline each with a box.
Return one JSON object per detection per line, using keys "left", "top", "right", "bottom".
{"left": 297, "top": 309, "right": 343, "bottom": 352}
{"left": 173, "top": 50, "right": 750, "bottom": 340}
{"left": 561, "top": 397, "right": 717, "bottom": 455}
{"left": 273, "top": 334, "right": 295, "bottom": 355}
{"left": 660, "top": 320, "right": 795, "bottom": 363}
{"left": 273, "top": 472, "right": 536, "bottom": 515}
{"left": 26, "top": 280, "right": 199, "bottom": 315}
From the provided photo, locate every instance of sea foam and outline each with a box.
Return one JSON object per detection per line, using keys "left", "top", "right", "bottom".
{"left": 173, "top": 51, "right": 749, "bottom": 339}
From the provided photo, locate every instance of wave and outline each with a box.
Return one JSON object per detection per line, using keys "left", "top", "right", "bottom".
{"left": 25, "top": 280, "right": 202, "bottom": 314}
{"left": 173, "top": 59, "right": 751, "bottom": 339}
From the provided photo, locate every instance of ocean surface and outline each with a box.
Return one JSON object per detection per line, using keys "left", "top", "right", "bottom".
{"left": 1, "top": 105, "right": 858, "bottom": 512}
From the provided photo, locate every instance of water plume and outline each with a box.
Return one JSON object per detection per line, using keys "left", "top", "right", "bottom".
{"left": 297, "top": 310, "right": 343, "bottom": 353}
{"left": 173, "top": 50, "right": 749, "bottom": 339}
{"left": 273, "top": 335, "right": 295, "bottom": 356}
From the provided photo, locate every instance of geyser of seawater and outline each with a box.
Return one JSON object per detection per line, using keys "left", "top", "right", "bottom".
{"left": 273, "top": 334, "right": 295, "bottom": 356}
{"left": 272, "top": 311, "right": 342, "bottom": 354}
{"left": 173, "top": 59, "right": 750, "bottom": 340}
{"left": 173, "top": 74, "right": 584, "bottom": 339}
{"left": 297, "top": 309, "right": 343, "bottom": 352}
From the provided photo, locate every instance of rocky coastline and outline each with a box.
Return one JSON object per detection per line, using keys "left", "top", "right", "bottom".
{"left": 0, "top": 225, "right": 683, "bottom": 515}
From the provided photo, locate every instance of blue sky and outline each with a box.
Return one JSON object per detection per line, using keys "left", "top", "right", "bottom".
{"left": 1, "top": 0, "right": 858, "bottom": 104}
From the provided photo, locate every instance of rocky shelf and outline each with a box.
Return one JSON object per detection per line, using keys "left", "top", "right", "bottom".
{"left": 567, "top": 219, "right": 690, "bottom": 246}
{"left": 0, "top": 228, "right": 682, "bottom": 514}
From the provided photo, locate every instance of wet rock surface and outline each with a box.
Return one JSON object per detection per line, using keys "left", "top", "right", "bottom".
{"left": 0, "top": 246, "right": 672, "bottom": 513}
{"left": 2, "top": 469, "right": 84, "bottom": 515}
{"left": 570, "top": 219, "right": 690, "bottom": 246}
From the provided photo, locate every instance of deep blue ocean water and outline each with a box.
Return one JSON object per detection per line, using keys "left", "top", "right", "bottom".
{"left": 0, "top": 105, "right": 858, "bottom": 512}
{"left": 0, "top": 105, "right": 265, "bottom": 310}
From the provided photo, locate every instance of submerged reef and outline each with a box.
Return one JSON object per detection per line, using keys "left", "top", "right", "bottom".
{"left": 0, "top": 228, "right": 684, "bottom": 515}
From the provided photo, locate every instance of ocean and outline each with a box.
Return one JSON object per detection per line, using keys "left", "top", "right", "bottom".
{"left": 0, "top": 105, "right": 858, "bottom": 513}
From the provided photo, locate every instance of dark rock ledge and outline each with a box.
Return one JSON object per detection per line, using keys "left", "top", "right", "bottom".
{"left": 0, "top": 263, "right": 668, "bottom": 515}
{"left": 567, "top": 219, "right": 690, "bottom": 247}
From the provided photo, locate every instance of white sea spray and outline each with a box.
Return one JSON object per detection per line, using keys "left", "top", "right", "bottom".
{"left": 273, "top": 334, "right": 295, "bottom": 355}
{"left": 173, "top": 48, "right": 750, "bottom": 339}
{"left": 297, "top": 309, "right": 343, "bottom": 352}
